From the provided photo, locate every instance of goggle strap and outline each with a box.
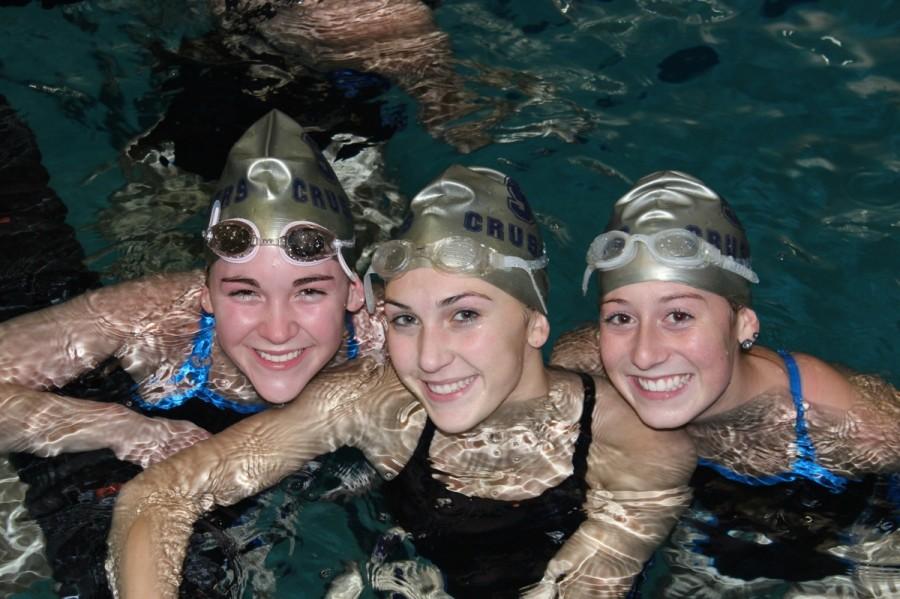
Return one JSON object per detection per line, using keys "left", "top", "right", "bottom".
{"left": 582, "top": 265, "right": 596, "bottom": 295}
{"left": 363, "top": 265, "right": 379, "bottom": 313}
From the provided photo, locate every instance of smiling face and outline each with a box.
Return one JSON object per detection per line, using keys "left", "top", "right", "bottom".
{"left": 598, "top": 280, "right": 757, "bottom": 429}
{"left": 202, "top": 246, "right": 364, "bottom": 404}
{"left": 384, "top": 268, "right": 549, "bottom": 434}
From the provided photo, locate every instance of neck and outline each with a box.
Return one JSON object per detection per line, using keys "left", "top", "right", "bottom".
{"left": 692, "top": 350, "right": 755, "bottom": 423}
{"left": 507, "top": 347, "right": 550, "bottom": 405}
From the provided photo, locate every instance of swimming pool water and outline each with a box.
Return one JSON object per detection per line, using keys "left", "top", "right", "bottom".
{"left": 1, "top": 0, "right": 898, "bottom": 596}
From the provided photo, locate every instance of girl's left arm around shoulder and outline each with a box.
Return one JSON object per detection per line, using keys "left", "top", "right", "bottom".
{"left": 523, "top": 376, "right": 696, "bottom": 598}
{"left": 106, "top": 359, "right": 384, "bottom": 599}
{"left": 797, "top": 353, "right": 900, "bottom": 474}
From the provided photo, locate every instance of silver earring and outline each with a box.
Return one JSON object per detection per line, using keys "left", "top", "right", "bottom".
{"left": 740, "top": 331, "right": 759, "bottom": 351}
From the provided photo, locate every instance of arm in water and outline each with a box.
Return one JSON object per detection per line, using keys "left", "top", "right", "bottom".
{"left": 0, "top": 273, "right": 211, "bottom": 467}
{"left": 524, "top": 374, "right": 695, "bottom": 598}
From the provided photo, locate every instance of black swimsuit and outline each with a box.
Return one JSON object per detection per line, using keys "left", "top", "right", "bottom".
{"left": 382, "top": 372, "right": 596, "bottom": 598}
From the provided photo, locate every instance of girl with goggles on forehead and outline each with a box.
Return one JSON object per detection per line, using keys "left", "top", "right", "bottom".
{"left": 0, "top": 109, "right": 377, "bottom": 480}
{"left": 108, "top": 165, "right": 696, "bottom": 598}
{"left": 552, "top": 170, "right": 900, "bottom": 594}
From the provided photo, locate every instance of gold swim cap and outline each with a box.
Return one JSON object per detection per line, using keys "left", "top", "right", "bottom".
{"left": 204, "top": 110, "right": 356, "bottom": 275}
{"left": 587, "top": 170, "right": 757, "bottom": 305}
{"left": 367, "top": 165, "right": 549, "bottom": 313}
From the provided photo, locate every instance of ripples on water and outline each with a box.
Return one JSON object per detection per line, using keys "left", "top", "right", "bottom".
{"left": 1, "top": 0, "right": 897, "bottom": 596}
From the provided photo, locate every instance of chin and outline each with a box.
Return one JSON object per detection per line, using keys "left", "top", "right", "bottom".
{"left": 634, "top": 405, "right": 693, "bottom": 430}
{"left": 254, "top": 379, "right": 313, "bottom": 405}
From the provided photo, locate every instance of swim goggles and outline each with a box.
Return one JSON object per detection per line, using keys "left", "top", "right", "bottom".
{"left": 364, "top": 235, "right": 549, "bottom": 313}
{"left": 205, "top": 218, "right": 356, "bottom": 279}
{"left": 581, "top": 228, "right": 759, "bottom": 293}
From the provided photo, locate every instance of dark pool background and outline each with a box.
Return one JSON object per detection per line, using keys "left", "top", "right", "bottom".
{"left": 1, "top": 0, "right": 898, "bottom": 597}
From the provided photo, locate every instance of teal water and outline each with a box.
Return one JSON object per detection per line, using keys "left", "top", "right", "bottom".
{"left": 1, "top": 0, "right": 898, "bottom": 597}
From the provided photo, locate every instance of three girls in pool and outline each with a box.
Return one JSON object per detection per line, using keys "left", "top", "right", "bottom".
{"left": 106, "top": 158, "right": 697, "bottom": 597}
{"left": 107, "top": 160, "right": 898, "bottom": 597}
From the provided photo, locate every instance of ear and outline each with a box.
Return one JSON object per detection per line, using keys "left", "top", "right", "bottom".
{"left": 345, "top": 276, "right": 365, "bottom": 313}
{"left": 200, "top": 284, "right": 214, "bottom": 314}
{"left": 526, "top": 310, "right": 551, "bottom": 350}
{"left": 735, "top": 306, "right": 760, "bottom": 343}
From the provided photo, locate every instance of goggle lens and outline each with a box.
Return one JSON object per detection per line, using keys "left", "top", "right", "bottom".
{"left": 209, "top": 221, "right": 255, "bottom": 258}
{"left": 284, "top": 226, "right": 331, "bottom": 261}
{"left": 433, "top": 238, "right": 481, "bottom": 272}
{"left": 599, "top": 236, "right": 628, "bottom": 261}
{"left": 654, "top": 231, "right": 701, "bottom": 259}
{"left": 374, "top": 242, "right": 411, "bottom": 274}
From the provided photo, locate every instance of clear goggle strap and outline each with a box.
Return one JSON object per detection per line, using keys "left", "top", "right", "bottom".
{"left": 493, "top": 252, "right": 550, "bottom": 314}
{"left": 701, "top": 244, "right": 759, "bottom": 284}
{"left": 582, "top": 263, "right": 597, "bottom": 296}
{"left": 333, "top": 237, "right": 358, "bottom": 281}
{"left": 363, "top": 263, "right": 379, "bottom": 313}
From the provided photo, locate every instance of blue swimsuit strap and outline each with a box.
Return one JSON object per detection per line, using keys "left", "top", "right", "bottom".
{"left": 344, "top": 311, "right": 360, "bottom": 360}
{"left": 133, "top": 312, "right": 266, "bottom": 414}
{"left": 777, "top": 349, "right": 849, "bottom": 492}
{"left": 697, "top": 351, "right": 848, "bottom": 493}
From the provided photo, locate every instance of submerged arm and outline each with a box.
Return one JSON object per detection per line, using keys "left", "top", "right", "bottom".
{"left": 106, "top": 359, "right": 381, "bottom": 598}
{"left": 549, "top": 325, "right": 605, "bottom": 378}
{"left": 0, "top": 273, "right": 209, "bottom": 464}
{"left": 525, "top": 377, "right": 695, "bottom": 598}
{"left": 801, "top": 355, "right": 900, "bottom": 476}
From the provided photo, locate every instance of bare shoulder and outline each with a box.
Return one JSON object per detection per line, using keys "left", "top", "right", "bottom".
{"left": 788, "top": 352, "right": 861, "bottom": 413}
{"left": 589, "top": 374, "right": 696, "bottom": 490}
{"left": 549, "top": 323, "right": 604, "bottom": 375}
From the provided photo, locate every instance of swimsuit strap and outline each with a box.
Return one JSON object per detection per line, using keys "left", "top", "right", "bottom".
{"left": 572, "top": 372, "right": 596, "bottom": 478}
{"left": 133, "top": 312, "right": 266, "bottom": 415}
{"left": 777, "top": 349, "right": 848, "bottom": 493}
{"left": 344, "top": 311, "right": 359, "bottom": 360}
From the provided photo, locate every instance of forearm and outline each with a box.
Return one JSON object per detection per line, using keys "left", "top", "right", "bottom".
{"left": 549, "top": 325, "right": 605, "bottom": 377}
{"left": 106, "top": 401, "right": 344, "bottom": 597}
{"left": 0, "top": 383, "right": 137, "bottom": 456}
{"left": 530, "top": 485, "right": 693, "bottom": 598}
{"left": 108, "top": 478, "right": 210, "bottom": 599}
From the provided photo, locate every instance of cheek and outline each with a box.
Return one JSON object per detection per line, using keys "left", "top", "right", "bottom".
{"left": 212, "top": 305, "right": 259, "bottom": 343}
{"left": 386, "top": 333, "right": 417, "bottom": 375}
{"left": 598, "top": 333, "right": 628, "bottom": 371}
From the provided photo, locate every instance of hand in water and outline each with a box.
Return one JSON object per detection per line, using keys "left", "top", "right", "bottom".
{"left": 113, "top": 413, "right": 211, "bottom": 468}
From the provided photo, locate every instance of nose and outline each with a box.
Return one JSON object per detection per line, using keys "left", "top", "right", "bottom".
{"left": 631, "top": 322, "right": 668, "bottom": 371}
{"left": 258, "top": 300, "right": 300, "bottom": 345}
{"left": 417, "top": 322, "right": 452, "bottom": 373}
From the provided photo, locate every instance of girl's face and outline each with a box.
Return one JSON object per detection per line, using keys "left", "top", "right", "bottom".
{"left": 202, "top": 246, "right": 364, "bottom": 404}
{"left": 384, "top": 268, "right": 549, "bottom": 434}
{"left": 598, "top": 280, "right": 757, "bottom": 429}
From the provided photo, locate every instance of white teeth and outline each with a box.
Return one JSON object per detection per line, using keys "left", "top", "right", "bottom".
{"left": 636, "top": 374, "right": 691, "bottom": 392}
{"left": 257, "top": 349, "right": 302, "bottom": 363}
{"left": 427, "top": 376, "right": 476, "bottom": 395}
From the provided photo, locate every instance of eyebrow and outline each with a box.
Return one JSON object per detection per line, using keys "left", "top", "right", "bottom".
{"left": 384, "top": 291, "right": 494, "bottom": 310}
{"left": 219, "top": 275, "right": 335, "bottom": 288}
{"left": 600, "top": 292, "right": 707, "bottom": 307}
{"left": 660, "top": 292, "right": 706, "bottom": 303}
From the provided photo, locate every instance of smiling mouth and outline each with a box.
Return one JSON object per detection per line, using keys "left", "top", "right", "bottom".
{"left": 255, "top": 348, "right": 304, "bottom": 364}
{"left": 425, "top": 375, "right": 477, "bottom": 398}
{"left": 634, "top": 374, "right": 692, "bottom": 393}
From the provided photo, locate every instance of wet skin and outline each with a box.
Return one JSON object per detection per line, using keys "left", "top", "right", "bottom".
{"left": 0, "top": 250, "right": 372, "bottom": 467}
{"left": 201, "top": 246, "right": 364, "bottom": 405}
{"left": 597, "top": 281, "right": 756, "bottom": 430}
{"left": 107, "top": 270, "right": 696, "bottom": 599}
{"left": 550, "top": 280, "right": 900, "bottom": 480}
